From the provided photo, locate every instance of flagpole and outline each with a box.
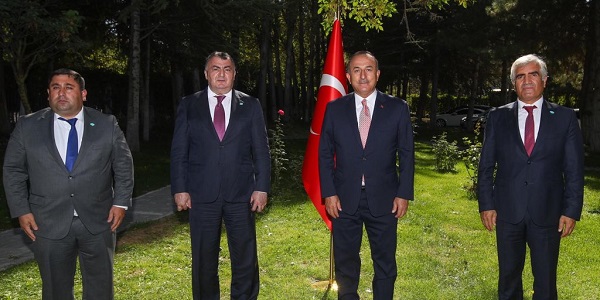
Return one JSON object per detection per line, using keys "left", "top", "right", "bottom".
{"left": 328, "top": 231, "right": 335, "bottom": 287}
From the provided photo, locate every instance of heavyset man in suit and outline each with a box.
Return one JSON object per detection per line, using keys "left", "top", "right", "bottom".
{"left": 3, "top": 68, "right": 134, "bottom": 300}
{"left": 170, "top": 51, "right": 270, "bottom": 299}
{"left": 478, "top": 54, "right": 584, "bottom": 300}
{"left": 319, "top": 51, "right": 415, "bottom": 299}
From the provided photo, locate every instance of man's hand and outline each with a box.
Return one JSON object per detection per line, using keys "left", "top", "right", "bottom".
{"left": 392, "top": 197, "right": 409, "bottom": 219}
{"left": 174, "top": 192, "right": 192, "bottom": 211}
{"left": 480, "top": 210, "right": 497, "bottom": 231}
{"left": 324, "top": 195, "right": 342, "bottom": 219}
{"left": 250, "top": 191, "right": 268, "bottom": 212}
{"left": 108, "top": 206, "right": 126, "bottom": 232}
{"left": 18, "top": 213, "right": 38, "bottom": 241}
{"left": 558, "top": 215, "right": 577, "bottom": 238}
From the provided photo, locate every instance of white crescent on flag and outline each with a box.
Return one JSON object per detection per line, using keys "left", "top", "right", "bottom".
{"left": 309, "top": 74, "right": 347, "bottom": 136}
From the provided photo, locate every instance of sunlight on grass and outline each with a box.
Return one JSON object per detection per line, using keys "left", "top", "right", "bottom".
{"left": 1, "top": 139, "right": 599, "bottom": 299}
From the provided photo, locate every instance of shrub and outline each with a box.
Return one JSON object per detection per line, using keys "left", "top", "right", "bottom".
{"left": 269, "top": 109, "right": 288, "bottom": 183}
{"left": 461, "top": 126, "right": 482, "bottom": 200}
{"left": 431, "top": 131, "right": 459, "bottom": 172}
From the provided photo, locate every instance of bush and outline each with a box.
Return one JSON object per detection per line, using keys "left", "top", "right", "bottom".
{"left": 461, "top": 126, "right": 483, "bottom": 200}
{"left": 431, "top": 132, "right": 459, "bottom": 172}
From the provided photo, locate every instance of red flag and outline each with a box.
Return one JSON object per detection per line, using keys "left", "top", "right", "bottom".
{"left": 302, "top": 19, "right": 347, "bottom": 231}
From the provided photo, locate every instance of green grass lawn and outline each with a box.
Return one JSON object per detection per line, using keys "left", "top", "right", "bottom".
{"left": 1, "top": 134, "right": 600, "bottom": 299}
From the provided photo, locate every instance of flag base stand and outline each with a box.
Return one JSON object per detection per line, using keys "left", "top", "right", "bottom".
{"left": 311, "top": 280, "right": 337, "bottom": 291}
{"left": 311, "top": 231, "right": 337, "bottom": 292}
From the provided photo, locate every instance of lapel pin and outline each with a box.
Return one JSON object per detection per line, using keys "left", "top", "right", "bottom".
{"left": 90, "top": 123, "right": 95, "bottom": 126}
{"left": 550, "top": 111, "right": 555, "bottom": 115}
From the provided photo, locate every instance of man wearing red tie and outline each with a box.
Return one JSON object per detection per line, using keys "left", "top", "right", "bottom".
{"left": 170, "top": 51, "right": 270, "bottom": 299}
{"left": 478, "top": 54, "right": 584, "bottom": 300}
{"left": 319, "top": 51, "right": 415, "bottom": 299}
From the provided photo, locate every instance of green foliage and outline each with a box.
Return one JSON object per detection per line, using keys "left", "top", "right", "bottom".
{"left": 2, "top": 139, "right": 600, "bottom": 299}
{"left": 318, "top": 0, "right": 397, "bottom": 32}
{"left": 460, "top": 126, "right": 482, "bottom": 200}
{"left": 431, "top": 131, "right": 459, "bottom": 172}
{"left": 269, "top": 111, "right": 288, "bottom": 184}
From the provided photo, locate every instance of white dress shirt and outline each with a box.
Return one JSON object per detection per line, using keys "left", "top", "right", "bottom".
{"left": 54, "top": 109, "right": 84, "bottom": 164}
{"left": 207, "top": 88, "right": 233, "bottom": 130}
{"left": 518, "top": 97, "right": 543, "bottom": 143}
{"left": 354, "top": 90, "right": 377, "bottom": 125}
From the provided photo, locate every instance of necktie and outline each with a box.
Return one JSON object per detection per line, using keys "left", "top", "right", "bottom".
{"left": 214, "top": 95, "right": 226, "bottom": 141}
{"left": 523, "top": 106, "right": 536, "bottom": 156}
{"left": 59, "top": 117, "right": 78, "bottom": 171}
{"left": 359, "top": 99, "right": 371, "bottom": 148}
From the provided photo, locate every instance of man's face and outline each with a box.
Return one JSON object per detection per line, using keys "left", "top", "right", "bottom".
{"left": 346, "top": 54, "right": 380, "bottom": 98}
{"left": 514, "top": 62, "right": 547, "bottom": 104}
{"left": 204, "top": 56, "right": 236, "bottom": 95}
{"left": 47, "top": 75, "right": 86, "bottom": 119}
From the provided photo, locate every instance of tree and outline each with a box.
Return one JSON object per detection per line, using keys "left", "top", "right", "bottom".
{"left": 0, "top": 0, "right": 82, "bottom": 114}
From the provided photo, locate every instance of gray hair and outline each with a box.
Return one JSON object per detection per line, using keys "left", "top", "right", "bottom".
{"left": 510, "top": 54, "right": 548, "bottom": 84}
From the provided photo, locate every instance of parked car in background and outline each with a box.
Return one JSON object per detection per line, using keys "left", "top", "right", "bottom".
{"left": 436, "top": 105, "right": 490, "bottom": 127}
{"left": 461, "top": 108, "right": 492, "bottom": 131}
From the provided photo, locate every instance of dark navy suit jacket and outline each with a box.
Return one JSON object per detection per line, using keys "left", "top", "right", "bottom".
{"left": 318, "top": 91, "right": 414, "bottom": 217}
{"left": 170, "top": 89, "right": 270, "bottom": 204}
{"left": 477, "top": 100, "right": 584, "bottom": 226}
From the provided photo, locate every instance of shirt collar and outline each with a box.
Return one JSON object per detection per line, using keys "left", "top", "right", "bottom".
{"left": 354, "top": 90, "right": 377, "bottom": 108}
{"left": 54, "top": 108, "right": 84, "bottom": 122}
{"left": 518, "top": 97, "right": 543, "bottom": 110}
{"left": 208, "top": 88, "right": 233, "bottom": 102}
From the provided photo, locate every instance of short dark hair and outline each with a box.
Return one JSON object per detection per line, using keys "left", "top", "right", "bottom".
{"left": 48, "top": 68, "right": 86, "bottom": 90}
{"left": 346, "top": 51, "right": 379, "bottom": 73}
{"left": 204, "top": 51, "right": 236, "bottom": 71}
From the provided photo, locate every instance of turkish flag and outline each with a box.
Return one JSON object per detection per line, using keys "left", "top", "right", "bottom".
{"left": 302, "top": 19, "right": 347, "bottom": 231}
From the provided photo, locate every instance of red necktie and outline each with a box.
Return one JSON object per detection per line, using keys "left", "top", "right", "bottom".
{"left": 523, "top": 105, "right": 536, "bottom": 156}
{"left": 359, "top": 99, "right": 371, "bottom": 148}
{"left": 214, "top": 95, "right": 225, "bottom": 141}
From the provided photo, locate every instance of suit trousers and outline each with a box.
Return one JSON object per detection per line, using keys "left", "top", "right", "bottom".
{"left": 189, "top": 199, "right": 259, "bottom": 300}
{"left": 32, "top": 216, "right": 115, "bottom": 300}
{"left": 332, "top": 189, "right": 398, "bottom": 300}
{"left": 496, "top": 212, "right": 561, "bottom": 300}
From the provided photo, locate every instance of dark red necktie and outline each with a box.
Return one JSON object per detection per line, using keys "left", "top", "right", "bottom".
{"left": 523, "top": 105, "right": 536, "bottom": 156}
{"left": 214, "top": 95, "right": 225, "bottom": 141}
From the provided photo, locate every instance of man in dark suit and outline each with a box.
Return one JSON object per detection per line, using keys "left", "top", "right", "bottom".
{"left": 478, "top": 54, "right": 584, "bottom": 300}
{"left": 319, "top": 51, "right": 414, "bottom": 299}
{"left": 170, "top": 51, "right": 270, "bottom": 300}
{"left": 3, "top": 68, "right": 134, "bottom": 300}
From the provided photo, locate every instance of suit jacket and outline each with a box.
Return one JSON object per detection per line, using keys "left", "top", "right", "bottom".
{"left": 3, "top": 107, "right": 134, "bottom": 239}
{"left": 477, "top": 100, "right": 584, "bottom": 226}
{"left": 170, "top": 89, "right": 270, "bottom": 204}
{"left": 319, "top": 91, "right": 415, "bottom": 217}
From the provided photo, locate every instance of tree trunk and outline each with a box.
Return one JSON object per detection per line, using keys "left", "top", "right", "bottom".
{"left": 127, "top": 5, "right": 141, "bottom": 152}
{"left": 141, "top": 31, "right": 151, "bottom": 142}
{"left": 297, "top": 2, "right": 307, "bottom": 122}
{"left": 258, "top": 16, "right": 271, "bottom": 116}
{"left": 581, "top": 0, "right": 600, "bottom": 151}
{"left": 466, "top": 60, "right": 480, "bottom": 131}
{"left": 430, "top": 46, "right": 440, "bottom": 129}
{"left": 192, "top": 68, "right": 202, "bottom": 92}
{"left": 171, "top": 61, "right": 184, "bottom": 114}
{"left": 0, "top": 63, "right": 13, "bottom": 136}
{"left": 284, "top": 3, "right": 296, "bottom": 120}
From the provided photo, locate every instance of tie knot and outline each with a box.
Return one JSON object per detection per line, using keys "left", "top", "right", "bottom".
{"left": 361, "top": 99, "right": 367, "bottom": 106}
{"left": 215, "top": 95, "right": 225, "bottom": 103}
{"left": 59, "top": 117, "right": 78, "bottom": 127}
{"left": 523, "top": 105, "right": 536, "bottom": 114}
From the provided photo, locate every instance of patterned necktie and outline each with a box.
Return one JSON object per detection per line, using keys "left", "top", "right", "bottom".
{"left": 59, "top": 117, "right": 78, "bottom": 171}
{"left": 523, "top": 106, "right": 536, "bottom": 156}
{"left": 359, "top": 99, "right": 371, "bottom": 148}
{"left": 214, "top": 95, "right": 226, "bottom": 141}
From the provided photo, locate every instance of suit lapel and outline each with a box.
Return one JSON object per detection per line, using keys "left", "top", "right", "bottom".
{"left": 223, "top": 90, "right": 243, "bottom": 141}
{"left": 508, "top": 102, "right": 528, "bottom": 156}
{"left": 367, "top": 92, "right": 388, "bottom": 149}
{"left": 74, "top": 108, "right": 97, "bottom": 172}
{"left": 344, "top": 94, "right": 362, "bottom": 149}
{"left": 40, "top": 109, "right": 66, "bottom": 171}
{"left": 531, "top": 100, "right": 555, "bottom": 156}
{"left": 195, "top": 90, "right": 220, "bottom": 141}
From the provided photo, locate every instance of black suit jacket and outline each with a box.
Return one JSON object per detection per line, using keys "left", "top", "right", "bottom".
{"left": 170, "top": 89, "right": 270, "bottom": 203}
{"left": 3, "top": 107, "right": 134, "bottom": 239}
{"left": 318, "top": 91, "right": 414, "bottom": 216}
{"left": 477, "top": 100, "right": 584, "bottom": 226}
